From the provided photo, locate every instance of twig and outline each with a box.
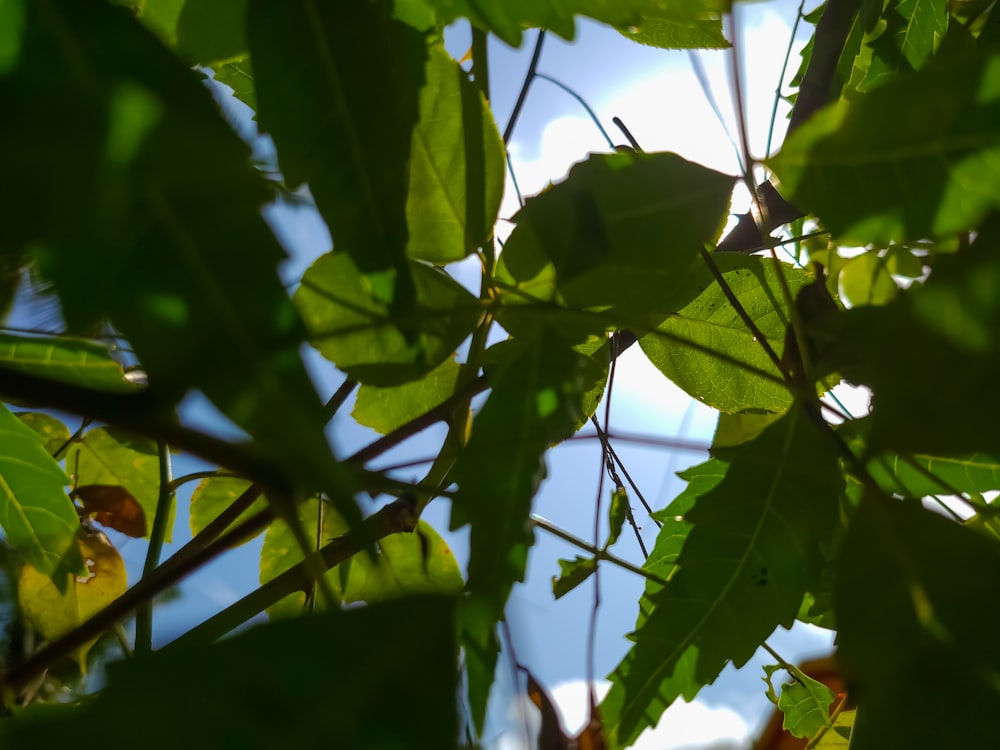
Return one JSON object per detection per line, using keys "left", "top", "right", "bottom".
{"left": 502, "top": 30, "right": 545, "bottom": 145}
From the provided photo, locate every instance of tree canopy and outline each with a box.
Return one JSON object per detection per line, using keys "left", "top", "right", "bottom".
{"left": 0, "top": 0, "right": 999, "bottom": 747}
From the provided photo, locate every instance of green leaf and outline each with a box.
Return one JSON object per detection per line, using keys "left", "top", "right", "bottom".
{"left": 552, "top": 555, "right": 597, "bottom": 599}
{"left": 840, "top": 250, "right": 899, "bottom": 306}
{"left": 407, "top": 42, "right": 505, "bottom": 264}
{"left": 606, "top": 486, "right": 629, "bottom": 548}
{"left": 67, "top": 426, "right": 163, "bottom": 541}
{"left": 295, "top": 251, "right": 479, "bottom": 386}
{"left": 424, "top": 0, "right": 729, "bottom": 47}
{"left": 496, "top": 151, "right": 734, "bottom": 326}
{"left": 768, "top": 47, "right": 1000, "bottom": 244}
{"left": 0, "top": 403, "right": 83, "bottom": 581}
{"left": 835, "top": 494, "right": 1000, "bottom": 748}
{"left": 352, "top": 356, "right": 461, "bottom": 434}
{"left": 211, "top": 57, "right": 256, "bottom": 113}
{"left": 777, "top": 667, "right": 837, "bottom": 739}
{"left": 0, "top": 333, "right": 138, "bottom": 393}
{"left": 5, "top": 1, "right": 354, "bottom": 519}
{"left": 15, "top": 412, "right": 70, "bottom": 457}
{"left": 640, "top": 255, "right": 815, "bottom": 413}
{"left": 0, "top": 0, "right": 24, "bottom": 74}
{"left": 3, "top": 596, "right": 460, "bottom": 749}
{"left": 602, "top": 405, "right": 843, "bottom": 749}
{"left": 260, "top": 498, "right": 461, "bottom": 618}
{"left": 814, "top": 708, "right": 855, "bottom": 748}
{"left": 617, "top": 15, "right": 729, "bottom": 50}
{"left": 863, "top": 0, "right": 947, "bottom": 89}
{"left": 189, "top": 477, "right": 268, "bottom": 545}
{"left": 248, "top": 0, "right": 424, "bottom": 316}
{"left": 121, "top": 0, "right": 248, "bottom": 65}
{"left": 452, "top": 329, "right": 593, "bottom": 729}
{"left": 712, "top": 410, "right": 783, "bottom": 448}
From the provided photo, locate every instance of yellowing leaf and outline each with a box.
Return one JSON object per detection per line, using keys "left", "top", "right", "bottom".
{"left": 18, "top": 527, "right": 127, "bottom": 672}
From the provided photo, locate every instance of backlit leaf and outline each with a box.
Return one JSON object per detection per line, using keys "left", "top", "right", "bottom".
{"left": 15, "top": 411, "right": 70, "bottom": 457}
{"left": 552, "top": 556, "right": 597, "bottom": 599}
{"left": 73, "top": 485, "right": 146, "bottom": 538}
{"left": 295, "top": 251, "right": 479, "bottom": 386}
{"left": 836, "top": 493, "right": 1000, "bottom": 748}
{"left": 497, "top": 152, "right": 733, "bottom": 321}
{"left": 452, "top": 329, "right": 593, "bottom": 729}
{"left": 407, "top": 42, "right": 505, "bottom": 264}
{"left": 640, "top": 255, "right": 815, "bottom": 413}
{"left": 0, "top": 333, "right": 137, "bottom": 393}
{"left": 606, "top": 486, "right": 629, "bottom": 548}
{"left": 352, "top": 356, "right": 461, "bottom": 434}
{"left": 777, "top": 668, "right": 837, "bottom": 739}
{"left": 249, "top": 0, "right": 423, "bottom": 316}
{"left": 18, "top": 527, "right": 127, "bottom": 671}
{"left": 768, "top": 47, "right": 1000, "bottom": 243}
{"left": 0, "top": 403, "right": 83, "bottom": 581}
{"left": 617, "top": 15, "right": 729, "bottom": 50}
{"left": 424, "top": 0, "right": 729, "bottom": 47}
{"left": 602, "top": 405, "right": 843, "bottom": 748}
{"left": 190, "top": 476, "right": 268, "bottom": 545}
{"left": 211, "top": 57, "right": 256, "bottom": 112}
{"left": 67, "top": 427, "right": 165, "bottom": 542}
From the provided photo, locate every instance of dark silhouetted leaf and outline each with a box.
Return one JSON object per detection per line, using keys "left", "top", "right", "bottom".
{"left": 606, "top": 486, "right": 629, "bottom": 548}
{"left": 836, "top": 493, "right": 1000, "bottom": 749}
{"left": 249, "top": 0, "right": 423, "bottom": 318}
{"left": 602, "top": 405, "right": 843, "bottom": 748}
{"left": 769, "top": 46, "right": 1000, "bottom": 243}
{"left": 3, "top": 596, "right": 460, "bottom": 749}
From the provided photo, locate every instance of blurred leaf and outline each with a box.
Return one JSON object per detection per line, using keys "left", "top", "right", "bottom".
{"left": 606, "top": 486, "right": 629, "bottom": 548}
{"left": 452, "top": 329, "right": 593, "bottom": 730}
{"left": 712, "top": 410, "right": 783, "bottom": 448}
{"left": 295, "top": 251, "right": 479, "bottom": 386}
{"left": 67, "top": 427, "right": 165, "bottom": 542}
{"left": 18, "top": 527, "right": 126, "bottom": 672}
{"left": 840, "top": 251, "right": 898, "bottom": 306}
{"left": 15, "top": 411, "right": 70, "bottom": 456}
{"left": 211, "top": 57, "right": 255, "bottom": 112}
{"left": 352, "top": 356, "right": 461, "bottom": 434}
{"left": 640, "top": 256, "right": 815, "bottom": 413}
{"left": 424, "top": 0, "right": 729, "bottom": 47}
{"left": 617, "top": 16, "right": 728, "bottom": 50}
{"left": 189, "top": 476, "right": 268, "bottom": 545}
{"left": 249, "top": 0, "right": 423, "bottom": 318}
{"left": 119, "top": 0, "right": 247, "bottom": 65}
{"left": 777, "top": 667, "right": 837, "bottom": 739}
{"left": 4, "top": 596, "right": 460, "bottom": 749}
{"left": 496, "top": 152, "right": 733, "bottom": 324}
{"left": 407, "top": 42, "right": 504, "bottom": 264}
{"left": 860, "top": 0, "right": 947, "bottom": 90}
{"left": 835, "top": 493, "right": 1000, "bottom": 748}
{"left": 0, "top": 403, "right": 83, "bottom": 581}
{"left": 73, "top": 485, "right": 146, "bottom": 538}
{"left": 814, "top": 708, "right": 855, "bottom": 748}
{"left": 260, "top": 498, "right": 461, "bottom": 619}
{"left": 768, "top": 47, "right": 1000, "bottom": 244}
{"left": 602, "top": 405, "right": 843, "bottom": 748}
{"left": 0, "top": 0, "right": 25, "bottom": 74}
{"left": 3, "top": 1, "right": 354, "bottom": 519}
{"left": 552, "top": 556, "right": 597, "bottom": 599}
{"left": 0, "top": 333, "right": 137, "bottom": 393}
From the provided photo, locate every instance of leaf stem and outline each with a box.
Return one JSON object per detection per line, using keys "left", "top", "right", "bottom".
{"left": 135, "top": 441, "right": 175, "bottom": 655}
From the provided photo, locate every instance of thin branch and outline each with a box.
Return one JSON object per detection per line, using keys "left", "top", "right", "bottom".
{"left": 534, "top": 73, "right": 615, "bottom": 149}
{"left": 502, "top": 30, "right": 545, "bottom": 145}
{"left": 322, "top": 377, "right": 358, "bottom": 422}
{"left": 135, "top": 442, "right": 174, "bottom": 655}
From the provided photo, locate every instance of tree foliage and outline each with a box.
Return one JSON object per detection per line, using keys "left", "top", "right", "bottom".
{"left": 0, "top": 0, "right": 998, "bottom": 747}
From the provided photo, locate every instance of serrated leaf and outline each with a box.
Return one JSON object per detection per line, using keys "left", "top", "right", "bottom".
{"left": 835, "top": 493, "right": 1000, "bottom": 749}
{"left": 4, "top": 596, "right": 459, "bottom": 749}
{"left": 778, "top": 668, "right": 837, "bottom": 739}
{"left": 407, "top": 42, "right": 504, "bottom": 264}
{"left": 15, "top": 412, "right": 70, "bottom": 457}
{"left": 496, "top": 152, "right": 734, "bottom": 327}
{"left": 640, "top": 255, "right": 815, "bottom": 413}
{"left": 866, "top": 0, "right": 947, "bottom": 85}
{"left": 189, "top": 477, "right": 268, "bottom": 545}
{"left": 768, "top": 48, "right": 1000, "bottom": 244}
{"left": 67, "top": 427, "right": 166, "bottom": 542}
{"left": 424, "top": 0, "right": 729, "bottom": 47}
{"left": 295, "top": 251, "right": 479, "bottom": 386}
{"left": 249, "top": 0, "right": 422, "bottom": 317}
{"left": 602, "top": 405, "right": 843, "bottom": 748}
{"left": 452, "top": 329, "right": 592, "bottom": 730}
{"left": 617, "top": 15, "right": 728, "bottom": 50}
{"left": 211, "top": 57, "right": 255, "bottom": 112}
{"left": 0, "top": 403, "right": 83, "bottom": 581}
{"left": 0, "top": 333, "right": 137, "bottom": 393}
{"left": 552, "top": 556, "right": 597, "bottom": 599}
{"left": 18, "top": 527, "right": 127, "bottom": 671}
{"left": 353, "top": 356, "right": 461, "bottom": 434}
